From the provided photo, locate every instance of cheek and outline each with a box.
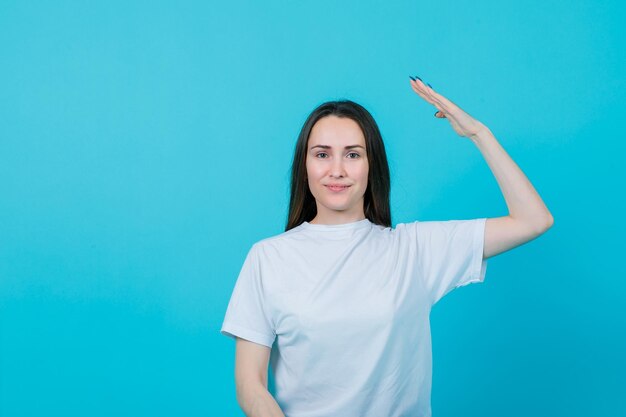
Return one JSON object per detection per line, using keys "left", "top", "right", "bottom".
{"left": 306, "top": 160, "right": 322, "bottom": 178}
{"left": 359, "top": 163, "right": 369, "bottom": 182}
{"left": 305, "top": 169, "right": 317, "bottom": 188}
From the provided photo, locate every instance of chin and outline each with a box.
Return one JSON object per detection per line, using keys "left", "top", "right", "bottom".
{"left": 323, "top": 201, "right": 359, "bottom": 211}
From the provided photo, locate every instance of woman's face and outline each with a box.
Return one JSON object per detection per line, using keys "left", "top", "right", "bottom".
{"left": 305, "top": 115, "right": 369, "bottom": 224}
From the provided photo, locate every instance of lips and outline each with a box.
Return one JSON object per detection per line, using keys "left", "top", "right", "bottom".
{"left": 325, "top": 184, "right": 350, "bottom": 192}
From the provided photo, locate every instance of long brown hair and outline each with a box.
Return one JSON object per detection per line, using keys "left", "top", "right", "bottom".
{"left": 285, "top": 100, "right": 391, "bottom": 231}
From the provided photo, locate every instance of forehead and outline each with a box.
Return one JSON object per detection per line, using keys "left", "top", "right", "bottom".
{"left": 308, "top": 115, "right": 365, "bottom": 147}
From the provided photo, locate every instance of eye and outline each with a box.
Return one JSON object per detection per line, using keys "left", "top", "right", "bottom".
{"left": 315, "top": 152, "right": 328, "bottom": 158}
{"left": 347, "top": 152, "right": 360, "bottom": 159}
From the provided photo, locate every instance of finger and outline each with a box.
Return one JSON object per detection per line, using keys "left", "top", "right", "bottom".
{"left": 411, "top": 77, "right": 433, "bottom": 95}
{"left": 421, "top": 88, "right": 447, "bottom": 113}
{"left": 417, "top": 82, "right": 450, "bottom": 111}
{"left": 409, "top": 77, "right": 433, "bottom": 96}
{"left": 410, "top": 80, "right": 446, "bottom": 114}
{"left": 413, "top": 80, "right": 463, "bottom": 115}
{"left": 414, "top": 80, "right": 473, "bottom": 125}
{"left": 428, "top": 90, "right": 461, "bottom": 112}
{"left": 427, "top": 91, "right": 464, "bottom": 118}
{"left": 410, "top": 80, "right": 438, "bottom": 106}
{"left": 409, "top": 78, "right": 450, "bottom": 116}
{"left": 429, "top": 95, "right": 451, "bottom": 113}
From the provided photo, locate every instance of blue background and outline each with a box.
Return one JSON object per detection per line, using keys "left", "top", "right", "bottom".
{"left": 1, "top": 1, "right": 625, "bottom": 416}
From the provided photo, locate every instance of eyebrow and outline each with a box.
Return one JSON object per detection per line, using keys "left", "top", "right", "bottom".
{"left": 309, "top": 145, "right": 366, "bottom": 151}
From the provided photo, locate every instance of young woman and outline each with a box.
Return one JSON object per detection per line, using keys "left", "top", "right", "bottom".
{"left": 221, "top": 76, "right": 554, "bottom": 417}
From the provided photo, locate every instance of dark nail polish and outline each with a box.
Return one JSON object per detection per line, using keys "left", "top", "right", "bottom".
{"left": 427, "top": 83, "right": 432, "bottom": 88}
{"left": 409, "top": 76, "right": 416, "bottom": 81}
{"left": 415, "top": 75, "right": 422, "bottom": 81}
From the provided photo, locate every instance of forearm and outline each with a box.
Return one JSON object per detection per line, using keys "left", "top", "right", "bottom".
{"left": 470, "top": 127, "right": 553, "bottom": 230}
{"left": 238, "top": 384, "right": 286, "bottom": 417}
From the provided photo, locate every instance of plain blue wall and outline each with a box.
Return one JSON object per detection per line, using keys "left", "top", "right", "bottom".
{"left": 1, "top": 0, "right": 624, "bottom": 416}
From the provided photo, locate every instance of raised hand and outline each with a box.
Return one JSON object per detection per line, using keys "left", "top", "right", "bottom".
{"left": 409, "top": 75, "right": 488, "bottom": 139}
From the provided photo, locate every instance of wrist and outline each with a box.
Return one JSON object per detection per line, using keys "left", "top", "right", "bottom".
{"left": 469, "top": 124, "right": 493, "bottom": 144}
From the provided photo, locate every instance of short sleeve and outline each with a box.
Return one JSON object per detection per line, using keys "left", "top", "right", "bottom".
{"left": 220, "top": 243, "right": 276, "bottom": 348}
{"left": 411, "top": 218, "right": 488, "bottom": 306}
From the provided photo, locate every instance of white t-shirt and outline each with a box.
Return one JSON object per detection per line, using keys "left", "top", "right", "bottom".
{"left": 221, "top": 217, "right": 488, "bottom": 417}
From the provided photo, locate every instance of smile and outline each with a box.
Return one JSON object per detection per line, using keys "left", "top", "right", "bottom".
{"left": 325, "top": 185, "right": 350, "bottom": 192}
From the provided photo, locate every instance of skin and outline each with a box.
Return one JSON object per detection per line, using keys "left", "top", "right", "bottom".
{"left": 306, "top": 77, "right": 554, "bottom": 259}
{"left": 409, "top": 76, "right": 554, "bottom": 259}
{"left": 233, "top": 78, "right": 555, "bottom": 416}
{"left": 306, "top": 115, "right": 369, "bottom": 225}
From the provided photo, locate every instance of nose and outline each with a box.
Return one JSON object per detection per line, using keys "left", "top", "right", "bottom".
{"left": 329, "top": 158, "right": 347, "bottom": 178}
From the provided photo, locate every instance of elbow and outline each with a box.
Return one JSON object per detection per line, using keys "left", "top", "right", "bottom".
{"left": 236, "top": 382, "right": 267, "bottom": 416}
{"left": 534, "top": 212, "right": 554, "bottom": 235}
{"left": 236, "top": 383, "right": 256, "bottom": 416}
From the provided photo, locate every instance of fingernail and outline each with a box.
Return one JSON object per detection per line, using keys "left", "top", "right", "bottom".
{"left": 409, "top": 76, "right": 416, "bottom": 81}
{"left": 427, "top": 83, "right": 433, "bottom": 88}
{"left": 415, "top": 75, "right": 422, "bottom": 81}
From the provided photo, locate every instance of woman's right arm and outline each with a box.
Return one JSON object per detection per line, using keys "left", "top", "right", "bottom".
{"left": 235, "top": 337, "right": 286, "bottom": 417}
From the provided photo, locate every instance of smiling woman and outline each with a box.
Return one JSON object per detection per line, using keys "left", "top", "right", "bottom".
{"left": 305, "top": 115, "right": 370, "bottom": 225}
{"left": 286, "top": 100, "right": 392, "bottom": 230}
{"left": 221, "top": 87, "right": 553, "bottom": 417}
